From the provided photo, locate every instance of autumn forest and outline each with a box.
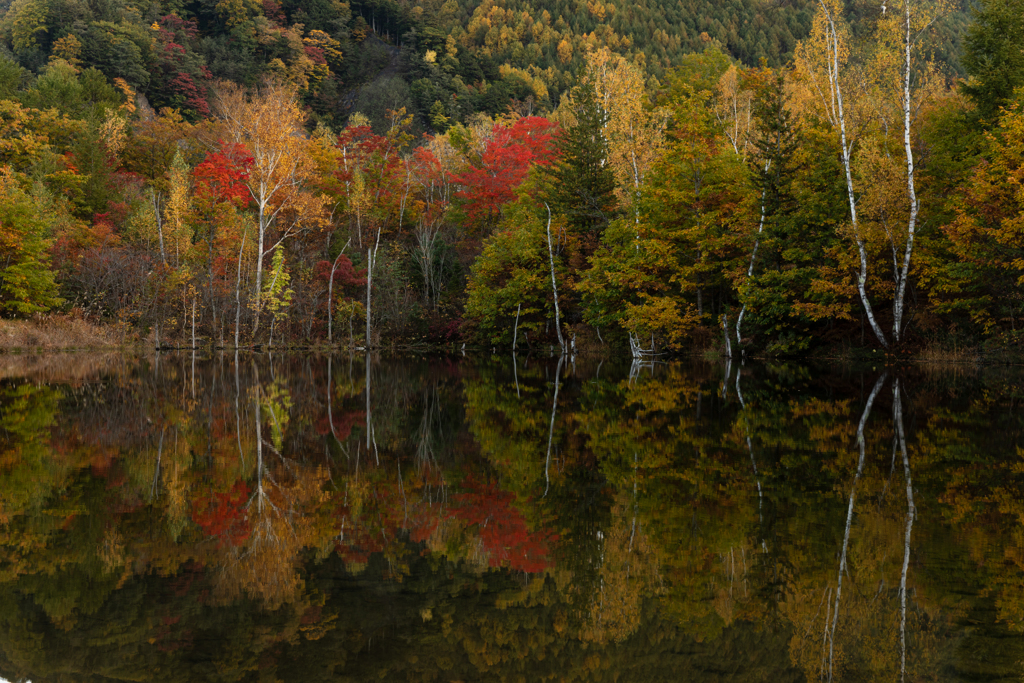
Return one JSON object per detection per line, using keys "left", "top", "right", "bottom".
{"left": 0, "top": 0, "right": 1022, "bottom": 356}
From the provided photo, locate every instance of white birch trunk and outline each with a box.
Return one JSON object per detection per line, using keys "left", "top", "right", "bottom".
{"left": 736, "top": 160, "right": 770, "bottom": 348}
{"left": 544, "top": 203, "right": 565, "bottom": 352}
{"left": 327, "top": 238, "right": 352, "bottom": 345}
{"left": 819, "top": 1, "right": 890, "bottom": 349}
{"left": 894, "top": 0, "right": 919, "bottom": 345}
{"left": 365, "top": 248, "right": 372, "bottom": 349}
{"left": 234, "top": 223, "right": 248, "bottom": 348}
{"left": 722, "top": 312, "right": 732, "bottom": 359}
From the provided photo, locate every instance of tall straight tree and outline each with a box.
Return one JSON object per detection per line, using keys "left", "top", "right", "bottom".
{"left": 544, "top": 81, "right": 618, "bottom": 241}
{"left": 796, "top": 0, "right": 889, "bottom": 348}
{"left": 214, "top": 79, "right": 320, "bottom": 337}
{"left": 736, "top": 71, "right": 799, "bottom": 348}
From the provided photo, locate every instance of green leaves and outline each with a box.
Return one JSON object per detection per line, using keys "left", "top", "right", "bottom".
{"left": 0, "top": 170, "right": 63, "bottom": 316}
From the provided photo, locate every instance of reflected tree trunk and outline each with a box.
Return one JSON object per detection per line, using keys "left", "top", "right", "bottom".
{"left": 735, "top": 367, "right": 763, "bottom": 523}
{"left": 895, "top": 378, "right": 915, "bottom": 681}
{"left": 826, "top": 372, "right": 887, "bottom": 681}
{"left": 544, "top": 354, "right": 565, "bottom": 497}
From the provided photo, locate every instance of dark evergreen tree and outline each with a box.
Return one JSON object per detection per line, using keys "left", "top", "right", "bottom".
{"left": 543, "top": 81, "right": 617, "bottom": 241}
{"left": 962, "top": 0, "right": 1024, "bottom": 120}
{"left": 750, "top": 72, "right": 799, "bottom": 229}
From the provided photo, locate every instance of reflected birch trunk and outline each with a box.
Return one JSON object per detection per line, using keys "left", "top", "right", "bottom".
{"left": 826, "top": 372, "right": 887, "bottom": 681}
{"left": 544, "top": 354, "right": 565, "bottom": 497}
{"left": 895, "top": 378, "right": 914, "bottom": 681}
{"left": 513, "top": 352, "right": 520, "bottom": 398}
{"left": 735, "top": 367, "right": 763, "bottom": 523}
{"left": 326, "top": 356, "right": 348, "bottom": 461}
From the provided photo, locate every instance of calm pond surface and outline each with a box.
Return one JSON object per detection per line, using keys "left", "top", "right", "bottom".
{"left": 1, "top": 352, "right": 1023, "bottom": 682}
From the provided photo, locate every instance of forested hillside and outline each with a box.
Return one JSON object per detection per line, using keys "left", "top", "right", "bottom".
{"left": 0, "top": 0, "right": 1019, "bottom": 357}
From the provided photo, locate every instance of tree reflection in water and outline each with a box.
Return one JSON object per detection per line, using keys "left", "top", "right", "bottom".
{"left": 0, "top": 353, "right": 1022, "bottom": 681}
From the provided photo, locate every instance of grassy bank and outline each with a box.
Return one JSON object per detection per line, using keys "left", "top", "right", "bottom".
{"left": 0, "top": 315, "right": 126, "bottom": 350}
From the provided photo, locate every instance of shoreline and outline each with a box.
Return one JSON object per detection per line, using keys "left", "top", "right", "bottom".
{"left": 2, "top": 315, "right": 1022, "bottom": 366}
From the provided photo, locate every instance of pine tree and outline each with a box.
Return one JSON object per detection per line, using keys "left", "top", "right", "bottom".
{"left": 962, "top": 0, "right": 1024, "bottom": 121}
{"left": 543, "top": 81, "right": 617, "bottom": 240}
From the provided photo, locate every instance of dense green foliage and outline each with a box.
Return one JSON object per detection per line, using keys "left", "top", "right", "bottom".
{"left": 0, "top": 0, "right": 1020, "bottom": 358}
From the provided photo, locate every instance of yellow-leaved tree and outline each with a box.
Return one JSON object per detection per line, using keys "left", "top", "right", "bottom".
{"left": 214, "top": 79, "right": 325, "bottom": 339}
{"left": 583, "top": 48, "right": 668, "bottom": 226}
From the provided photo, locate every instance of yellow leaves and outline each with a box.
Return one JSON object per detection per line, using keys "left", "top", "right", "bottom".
{"left": 215, "top": 0, "right": 259, "bottom": 28}
{"left": 714, "top": 65, "right": 755, "bottom": 158}
{"left": 163, "top": 149, "right": 194, "bottom": 268}
{"left": 497, "top": 65, "right": 549, "bottom": 100}
{"left": 99, "top": 109, "right": 128, "bottom": 161}
{"left": 556, "top": 38, "right": 573, "bottom": 64}
{"left": 50, "top": 34, "right": 83, "bottom": 70}
{"left": 583, "top": 48, "right": 668, "bottom": 213}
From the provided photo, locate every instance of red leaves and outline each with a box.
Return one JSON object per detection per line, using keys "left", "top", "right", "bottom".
{"left": 167, "top": 73, "right": 210, "bottom": 118}
{"left": 314, "top": 256, "right": 367, "bottom": 288}
{"left": 455, "top": 116, "right": 559, "bottom": 231}
{"left": 451, "top": 475, "right": 558, "bottom": 573}
{"left": 193, "top": 143, "right": 253, "bottom": 206}
{"left": 314, "top": 409, "right": 365, "bottom": 439}
{"left": 191, "top": 480, "right": 251, "bottom": 547}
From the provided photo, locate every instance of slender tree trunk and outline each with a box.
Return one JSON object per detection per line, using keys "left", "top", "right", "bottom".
{"left": 513, "top": 303, "right": 521, "bottom": 350}
{"left": 327, "top": 239, "right": 351, "bottom": 346}
{"left": 253, "top": 199, "right": 268, "bottom": 337}
{"left": 826, "top": 371, "right": 887, "bottom": 681}
{"left": 894, "top": 0, "right": 919, "bottom": 346}
{"left": 819, "top": 1, "right": 889, "bottom": 349}
{"left": 234, "top": 224, "right": 248, "bottom": 348}
{"left": 722, "top": 312, "right": 733, "bottom": 359}
{"left": 153, "top": 189, "right": 167, "bottom": 265}
{"left": 365, "top": 248, "right": 373, "bottom": 349}
{"left": 543, "top": 203, "right": 565, "bottom": 352}
{"left": 737, "top": 161, "right": 770, "bottom": 348}
{"left": 543, "top": 353, "right": 565, "bottom": 497}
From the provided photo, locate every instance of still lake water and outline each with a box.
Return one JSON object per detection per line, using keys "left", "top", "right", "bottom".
{"left": 1, "top": 352, "right": 1023, "bottom": 681}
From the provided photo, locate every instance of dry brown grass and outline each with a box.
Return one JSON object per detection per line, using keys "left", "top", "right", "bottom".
{"left": 0, "top": 314, "right": 128, "bottom": 350}
{"left": 917, "top": 340, "right": 982, "bottom": 366}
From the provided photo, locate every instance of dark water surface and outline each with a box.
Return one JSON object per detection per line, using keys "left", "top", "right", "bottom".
{"left": 1, "top": 352, "right": 1023, "bottom": 682}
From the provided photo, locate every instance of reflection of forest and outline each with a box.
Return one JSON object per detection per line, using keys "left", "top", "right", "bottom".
{"left": 0, "top": 354, "right": 1023, "bottom": 681}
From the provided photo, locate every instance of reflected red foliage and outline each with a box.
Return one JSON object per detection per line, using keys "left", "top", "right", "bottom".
{"left": 451, "top": 475, "right": 557, "bottom": 573}
{"left": 191, "top": 480, "right": 251, "bottom": 547}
